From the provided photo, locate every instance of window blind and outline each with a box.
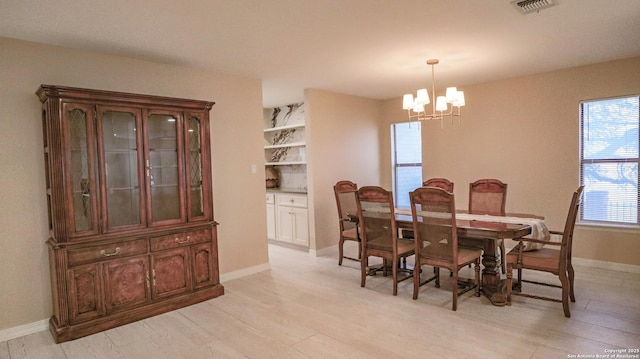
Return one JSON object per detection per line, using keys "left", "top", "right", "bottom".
{"left": 392, "top": 122, "right": 422, "bottom": 209}
{"left": 579, "top": 95, "right": 639, "bottom": 225}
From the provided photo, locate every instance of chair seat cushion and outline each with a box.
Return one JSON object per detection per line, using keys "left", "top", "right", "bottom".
{"left": 342, "top": 228, "right": 359, "bottom": 241}
{"left": 368, "top": 237, "right": 414, "bottom": 255}
{"left": 506, "top": 247, "right": 561, "bottom": 273}
{"left": 419, "top": 246, "right": 482, "bottom": 266}
{"left": 458, "top": 247, "right": 483, "bottom": 265}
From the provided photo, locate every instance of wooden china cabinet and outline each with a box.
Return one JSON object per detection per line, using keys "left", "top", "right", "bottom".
{"left": 37, "top": 85, "right": 224, "bottom": 343}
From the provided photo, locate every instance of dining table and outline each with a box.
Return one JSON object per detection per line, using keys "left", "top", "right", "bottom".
{"left": 394, "top": 210, "right": 547, "bottom": 306}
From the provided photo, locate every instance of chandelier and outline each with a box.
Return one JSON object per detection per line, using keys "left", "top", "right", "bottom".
{"left": 402, "top": 59, "right": 465, "bottom": 123}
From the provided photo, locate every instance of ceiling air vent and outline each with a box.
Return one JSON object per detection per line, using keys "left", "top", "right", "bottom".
{"left": 511, "top": 0, "right": 556, "bottom": 14}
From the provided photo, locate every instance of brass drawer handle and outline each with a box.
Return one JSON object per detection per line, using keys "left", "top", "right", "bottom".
{"left": 175, "top": 235, "right": 190, "bottom": 244}
{"left": 99, "top": 247, "right": 121, "bottom": 257}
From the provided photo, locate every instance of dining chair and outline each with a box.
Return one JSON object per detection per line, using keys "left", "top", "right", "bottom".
{"left": 422, "top": 178, "right": 454, "bottom": 192}
{"left": 333, "top": 180, "right": 361, "bottom": 265}
{"left": 506, "top": 186, "right": 584, "bottom": 318}
{"left": 356, "top": 186, "right": 414, "bottom": 296}
{"left": 410, "top": 187, "right": 482, "bottom": 311}
{"left": 422, "top": 178, "right": 455, "bottom": 276}
{"left": 468, "top": 178, "right": 508, "bottom": 273}
{"left": 401, "top": 178, "right": 455, "bottom": 240}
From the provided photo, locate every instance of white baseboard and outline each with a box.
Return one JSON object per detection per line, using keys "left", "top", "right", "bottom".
{"left": 220, "top": 263, "right": 271, "bottom": 282}
{"left": 573, "top": 257, "right": 640, "bottom": 274}
{"left": 0, "top": 319, "right": 49, "bottom": 343}
{"left": 310, "top": 244, "right": 337, "bottom": 258}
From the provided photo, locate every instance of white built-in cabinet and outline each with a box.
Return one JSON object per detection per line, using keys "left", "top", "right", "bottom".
{"left": 276, "top": 193, "right": 309, "bottom": 246}
{"left": 266, "top": 192, "right": 309, "bottom": 247}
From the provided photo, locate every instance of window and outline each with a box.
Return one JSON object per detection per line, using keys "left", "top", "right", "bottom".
{"left": 391, "top": 122, "right": 422, "bottom": 209}
{"left": 580, "top": 95, "right": 639, "bottom": 226}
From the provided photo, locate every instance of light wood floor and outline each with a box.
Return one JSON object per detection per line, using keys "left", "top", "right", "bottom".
{"left": 2, "top": 243, "right": 639, "bottom": 359}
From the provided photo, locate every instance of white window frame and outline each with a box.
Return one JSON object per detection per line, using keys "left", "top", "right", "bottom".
{"left": 579, "top": 95, "right": 639, "bottom": 227}
{"left": 391, "top": 121, "right": 422, "bottom": 209}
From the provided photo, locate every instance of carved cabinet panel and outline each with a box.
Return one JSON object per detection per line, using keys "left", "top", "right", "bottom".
{"left": 68, "top": 264, "right": 104, "bottom": 324}
{"left": 192, "top": 242, "right": 218, "bottom": 289}
{"left": 151, "top": 248, "right": 191, "bottom": 299}
{"left": 104, "top": 256, "right": 151, "bottom": 312}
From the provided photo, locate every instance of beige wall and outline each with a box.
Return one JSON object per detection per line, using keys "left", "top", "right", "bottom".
{"left": 0, "top": 37, "right": 269, "bottom": 330}
{"left": 305, "top": 89, "right": 382, "bottom": 251}
{"left": 1, "top": 35, "right": 638, "bottom": 333}
{"left": 381, "top": 56, "right": 640, "bottom": 266}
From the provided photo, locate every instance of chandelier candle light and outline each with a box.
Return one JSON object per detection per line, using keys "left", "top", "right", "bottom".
{"left": 402, "top": 59, "right": 465, "bottom": 126}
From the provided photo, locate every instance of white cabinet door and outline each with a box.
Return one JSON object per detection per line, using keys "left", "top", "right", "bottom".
{"left": 290, "top": 207, "right": 309, "bottom": 246}
{"left": 276, "top": 205, "right": 294, "bottom": 243}
{"left": 266, "top": 203, "right": 276, "bottom": 240}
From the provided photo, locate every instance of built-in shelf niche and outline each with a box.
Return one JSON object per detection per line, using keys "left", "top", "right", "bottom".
{"left": 263, "top": 104, "right": 307, "bottom": 190}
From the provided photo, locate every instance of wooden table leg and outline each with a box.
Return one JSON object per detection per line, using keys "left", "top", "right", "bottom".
{"left": 479, "top": 244, "right": 508, "bottom": 306}
{"left": 460, "top": 237, "right": 507, "bottom": 306}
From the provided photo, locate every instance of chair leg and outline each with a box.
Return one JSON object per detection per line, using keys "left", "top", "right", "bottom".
{"left": 506, "top": 263, "right": 513, "bottom": 306}
{"left": 338, "top": 238, "right": 344, "bottom": 266}
{"left": 360, "top": 256, "right": 368, "bottom": 288}
{"left": 568, "top": 261, "right": 576, "bottom": 302}
{"left": 357, "top": 241, "right": 362, "bottom": 260}
{"left": 474, "top": 259, "right": 481, "bottom": 297}
{"left": 392, "top": 257, "right": 398, "bottom": 296}
{"left": 435, "top": 267, "right": 441, "bottom": 288}
{"left": 517, "top": 268, "right": 522, "bottom": 290}
{"left": 413, "top": 261, "right": 420, "bottom": 300}
{"left": 559, "top": 269, "right": 571, "bottom": 318}
{"left": 500, "top": 240, "right": 506, "bottom": 274}
{"left": 452, "top": 269, "right": 458, "bottom": 311}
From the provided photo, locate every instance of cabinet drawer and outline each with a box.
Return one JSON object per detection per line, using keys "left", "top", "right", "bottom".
{"left": 68, "top": 239, "right": 148, "bottom": 267}
{"left": 266, "top": 193, "right": 275, "bottom": 204}
{"left": 150, "top": 229, "right": 211, "bottom": 252}
{"left": 276, "top": 194, "right": 307, "bottom": 208}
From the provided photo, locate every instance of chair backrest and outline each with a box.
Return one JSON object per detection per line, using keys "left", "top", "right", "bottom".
{"left": 356, "top": 186, "right": 397, "bottom": 249}
{"left": 422, "top": 178, "right": 454, "bottom": 192}
{"left": 334, "top": 180, "right": 358, "bottom": 232}
{"left": 409, "top": 187, "right": 459, "bottom": 264}
{"left": 560, "top": 186, "right": 584, "bottom": 263}
{"left": 469, "top": 179, "right": 507, "bottom": 216}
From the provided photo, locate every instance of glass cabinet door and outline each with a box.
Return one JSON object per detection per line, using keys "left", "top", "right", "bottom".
{"left": 146, "top": 112, "right": 185, "bottom": 224}
{"left": 185, "top": 113, "right": 207, "bottom": 220}
{"left": 63, "top": 102, "right": 99, "bottom": 237}
{"left": 98, "top": 107, "right": 145, "bottom": 231}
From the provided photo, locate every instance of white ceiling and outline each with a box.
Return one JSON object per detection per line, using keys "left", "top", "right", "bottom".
{"left": 2, "top": 0, "right": 640, "bottom": 107}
